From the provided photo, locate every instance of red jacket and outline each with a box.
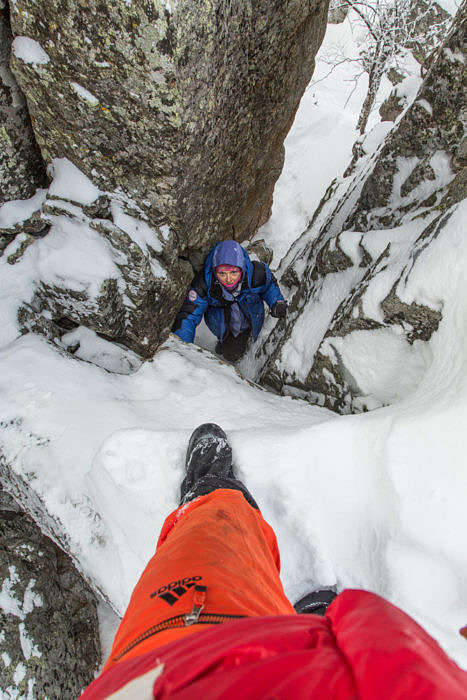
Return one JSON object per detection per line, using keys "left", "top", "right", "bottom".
{"left": 81, "top": 590, "right": 467, "bottom": 699}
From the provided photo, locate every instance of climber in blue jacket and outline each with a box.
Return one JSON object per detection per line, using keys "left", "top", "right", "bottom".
{"left": 172, "top": 240, "right": 287, "bottom": 362}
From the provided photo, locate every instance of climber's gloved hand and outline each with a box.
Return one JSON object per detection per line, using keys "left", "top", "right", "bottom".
{"left": 270, "top": 300, "right": 287, "bottom": 318}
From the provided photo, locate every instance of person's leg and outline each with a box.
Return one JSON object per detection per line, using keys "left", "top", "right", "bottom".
{"left": 216, "top": 328, "right": 250, "bottom": 362}
{"left": 104, "top": 490, "right": 295, "bottom": 670}
{"left": 102, "top": 426, "right": 295, "bottom": 671}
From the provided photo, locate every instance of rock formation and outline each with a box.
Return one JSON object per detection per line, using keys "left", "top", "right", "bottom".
{"left": 0, "top": 489, "right": 100, "bottom": 697}
{"left": 258, "top": 4, "right": 466, "bottom": 412}
{"left": 0, "top": 0, "right": 47, "bottom": 260}
{"left": 2, "top": 0, "right": 329, "bottom": 357}
{"left": 0, "top": 1, "right": 45, "bottom": 205}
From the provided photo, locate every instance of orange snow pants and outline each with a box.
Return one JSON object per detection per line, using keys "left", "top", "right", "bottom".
{"left": 103, "top": 489, "right": 296, "bottom": 670}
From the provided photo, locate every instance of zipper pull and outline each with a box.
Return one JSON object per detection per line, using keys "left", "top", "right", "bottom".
{"left": 184, "top": 585, "right": 207, "bottom": 626}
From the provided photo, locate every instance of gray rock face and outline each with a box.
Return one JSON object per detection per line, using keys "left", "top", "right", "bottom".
{"left": 4, "top": 0, "right": 328, "bottom": 357}
{"left": 175, "top": 1, "right": 329, "bottom": 251}
{"left": 258, "top": 6, "right": 466, "bottom": 413}
{"left": 0, "top": 489, "right": 100, "bottom": 698}
{"left": 0, "top": 1, "right": 45, "bottom": 202}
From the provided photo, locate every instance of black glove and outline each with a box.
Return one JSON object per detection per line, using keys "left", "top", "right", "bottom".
{"left": 270, "top": 300, "right": 287, "bottom": 318}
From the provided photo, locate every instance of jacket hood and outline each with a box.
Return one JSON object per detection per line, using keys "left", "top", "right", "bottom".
{"left": 211, "top": 240, "right": 246, "bottom": 272}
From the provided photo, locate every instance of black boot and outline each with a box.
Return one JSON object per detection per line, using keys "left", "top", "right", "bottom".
{"left": 180, "top": 423, "right": 258, "bottom": 508}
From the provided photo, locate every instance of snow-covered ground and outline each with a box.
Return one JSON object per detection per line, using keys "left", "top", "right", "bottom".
{"left": 1, "top": 6, "right": 466, "bottom": 680}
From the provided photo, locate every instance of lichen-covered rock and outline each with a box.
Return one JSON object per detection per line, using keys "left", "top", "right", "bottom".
{"left": 0, "top": 0, "right": 45, "bottom": 204}
{"left": 406, "top": 0, "right": 451, "bottom": 66}
{"left": 328, "top": 0, "right": 349, "bottom": 24}
{"left": 257, "top": 5, "right": 465, "bottom": 413}
{"left": 5, "top": 0, "right": 328, "bottom": 356}
{"left": 245, "top": 238, "right": 274, "bottom": 266}
{"left": 379, "top": 91, "right": 404, "bottom": 122}
{"left": 0, "top": 489, "right": 100, "bottom": 697}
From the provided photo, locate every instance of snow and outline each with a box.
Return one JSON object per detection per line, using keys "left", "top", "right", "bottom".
{"left": 1, "top": 6, "right": 466, "bottom": 682}
{"left": 30, "top": 218, "right": 119, "bottom": 292}
{"left": 278, "top": 264, "right": 364, "bottom": 380}
{"left": 96, "top": 601, "right": 120, "bottom": 662}
{"left": 416, "top": 98, "right": 433, "bottom": 115}
{"left": 70, "top": 82, "right": 99, "bottom": 106}
{"left": 12, "top": 664, "right": 26, "bottom": 685}
{"left": 160, "top": 224, "right": 171, "bottom": 240}
{"left": 437, "top": 0, "right": 462, "bottom": 16}
{"left": 12, "top": 37, "right": 50, "bottom": 66}
{"left": 48, "top": 158, "right": 101, "bottom": 205}
{"left": 0, "top": 190, "right": 47, "bottom": 229}
{"left": 323, "top": 328, "right": 433, "bottom": 403}
{"left": 109, "top": 201, "right": 166, "bottom": 278}
{"left": 0, "top": 568, "right": 23, "bottom": 618}
{"left": 18, "top": 624, "right": 41, "bottom": 660}
{"left": 110, "top": 202, "right": 163, "bottom": 254}
{"left": 443, "top": 46, "right": 465, "bottom": 63}
{"left": 0, "top": 570, "right": 43, "bottom": 621}
{"left": 0, "top": 211, "right": 126, "bottom": 348}
{"left": 59, "top": 327, "right": 143, "bottom": 374}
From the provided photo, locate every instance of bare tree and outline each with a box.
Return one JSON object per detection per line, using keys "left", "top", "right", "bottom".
{"left": 319, "top": 0, "right": 452, "bottom": 133}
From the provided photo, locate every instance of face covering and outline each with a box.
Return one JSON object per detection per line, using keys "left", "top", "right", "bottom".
{"left": 215, "top": 264, "right": 242, "bottom": 289}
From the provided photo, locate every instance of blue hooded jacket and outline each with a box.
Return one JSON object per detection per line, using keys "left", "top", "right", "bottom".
{"left": 173, "top": 240, "right": 284, "bottom": 343}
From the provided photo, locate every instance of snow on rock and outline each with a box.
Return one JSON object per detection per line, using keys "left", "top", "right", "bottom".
{"left": 58, "top": 326, "right": 143, "bottom": 374}
{"left": 0, "top": 174, "right": 177, "bottom": 359}
{"left": 1, "top": 16, "right": 47, "bottom": 207}
{"left": 0, "top": 190, "right": 47, "bottom": 230}
{"left": 0, "top": 211, "right": 124, "bottom": 345}
{"left": 110, "top": 200, "right": 166, "bottom": 279}
{"left": 18, "top": 625, "right": 41, "bottom": 661}
{"left": 322, "top": 327, "right": 433, "bottom": 404}
{"left": 12, "top": 37, "right": 50, "bottom": 66}
{"left": 47, "top": 158, "right": 101, "bottom": 205}
{"left": 110, "top": 201, "right": 162, "bottom": 253}
{"left": 70, "top": 82, "right": 99, "bottom": 106}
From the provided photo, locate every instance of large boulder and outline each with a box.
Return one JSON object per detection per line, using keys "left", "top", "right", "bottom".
{"left": 258, "top": 5, "right": 466, "bottom": 412}
{"left": 0, "top": 489, "right": 100, "bottom": 697}
{"left": 3, "top": 0, "right": 329, "bottom": 357}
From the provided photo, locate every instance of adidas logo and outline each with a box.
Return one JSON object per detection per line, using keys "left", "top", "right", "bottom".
{"left": 150, "top": 576, "right": 203, "bottom": 606}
